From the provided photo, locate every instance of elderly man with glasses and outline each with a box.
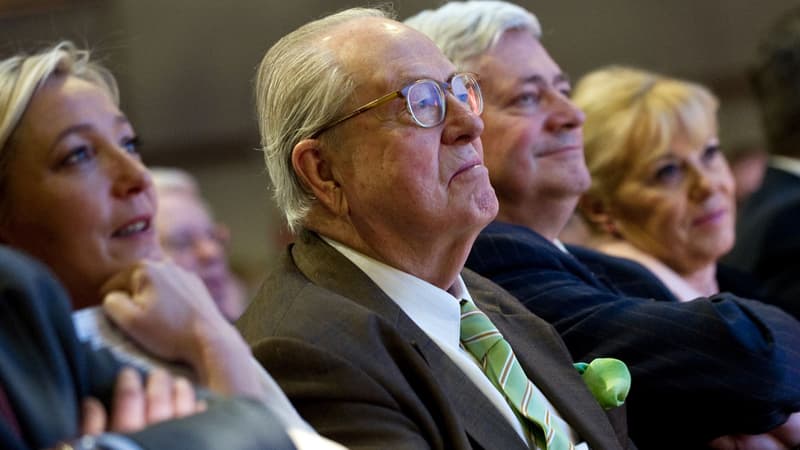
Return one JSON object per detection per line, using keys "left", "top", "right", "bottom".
{"left": 237, "top": 7, "right": 632, "bottom": 450}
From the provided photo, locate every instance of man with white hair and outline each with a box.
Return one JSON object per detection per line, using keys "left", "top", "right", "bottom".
{"left": 238, "top": 6, "right": 632, "bottom": 450}
{"left": 407, "top": 1, "right": 800, "bottom": 449}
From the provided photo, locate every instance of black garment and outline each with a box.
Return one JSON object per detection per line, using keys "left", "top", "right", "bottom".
{"left": 566, "top": 244, "right": 679, "bottom": 302}
{"left": 725, "top": 166, "right": 800, "bottom": 319}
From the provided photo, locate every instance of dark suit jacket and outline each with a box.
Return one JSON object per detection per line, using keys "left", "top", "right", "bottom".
{"left": 467, "top": 221, "right": 800, "bottom": 449}
{"left": 566, "top": 244, "right": 680, "bottom": 302}
{"left": 237, "top": 230, "right": 631, "bottom": 450}
{"left": 725, "top": 166, "right": 800, "bottom": 319}
{"left": 0, "top": 246, "right": 295, "bottom": 450}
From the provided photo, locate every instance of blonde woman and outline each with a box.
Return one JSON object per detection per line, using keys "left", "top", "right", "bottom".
{"left": 0, "top": 42, "right": 342, "bottom": 449}
{"left": 573, "top": 66, "right": 747, "bottom": 302}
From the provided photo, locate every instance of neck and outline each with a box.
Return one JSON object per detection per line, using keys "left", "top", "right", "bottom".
{"left": 680, "top": 264, "right": 719, "bottom": 297}
{"left": 307, "top": 215, "right": 474, "bottom": 290}
{"left": 496, "top": 195, "right": 578, "bottom": 241}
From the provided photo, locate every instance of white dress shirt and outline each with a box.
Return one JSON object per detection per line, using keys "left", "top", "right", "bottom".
{"left": 324, "top": 237, "right": 587, "bottom": 450}
{"left": 769, "top": 155, "right": 800, "bottom": 177}
{"left": 72, "top": 307, "right": 345, "bottom": 450}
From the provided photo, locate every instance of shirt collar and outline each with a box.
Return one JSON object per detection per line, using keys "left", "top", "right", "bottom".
{"left": 552, "top": 238, "right": 569, "bottom": 254}
{"left": 322, "top": 236, "right": 470, "bottom": 349}
{"left": 770, "top": 155, "right": 800, "bottom": 177}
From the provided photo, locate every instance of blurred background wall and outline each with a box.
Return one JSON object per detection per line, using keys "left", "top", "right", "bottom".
{"left": 1, "top": 0, "right": 792, "bottom": 284}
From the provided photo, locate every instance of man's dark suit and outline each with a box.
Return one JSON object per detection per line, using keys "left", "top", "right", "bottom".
{"left": 237, "top": 231, "right": 631, "bottom": 450}
{"left": 570, "top": 246, "right": 768, "bottom": 303}
{"left": 566, "top": 245, "right": 680, "bottom": 302}
{"left": 467, "top": 221, "right": 800, "bottom": 449}
{"left": 725, "top": 166, "right": 800, "bottom": 319}
{"left": 0, "top": 246, "right": 296, "bottom": 450}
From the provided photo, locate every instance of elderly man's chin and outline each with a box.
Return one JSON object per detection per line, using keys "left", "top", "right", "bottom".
{"left": 454, "top": 168, "right": 499, "bottom": 229}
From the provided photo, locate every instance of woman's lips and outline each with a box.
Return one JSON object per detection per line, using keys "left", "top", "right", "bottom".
{"left": 692, "top": 208, "right": 727, "bottom": 227}
{"left": 112, "top": 217, "right": 152, "bottom": 238}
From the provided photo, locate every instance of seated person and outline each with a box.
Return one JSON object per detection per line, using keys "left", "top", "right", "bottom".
{"left": 572, "top": 66, "right": 764, "bottom": 303}
{"left": 151, "top": 167, "right": 248, "bottom": 321}
{"left": 725, "top": 7, "right": 800, "bottom": 320}
{"left": 724, "top": 141, "right": 768, "bottom": 206}
{"left": 405, "top": 1, "right": 800, "bottom": 448}
{"left": 0, "top": 245, "right": 295, "bottom": 450}
{"left": 237, "top": 6, "right": 632, "bottom": 450}
{"left": 0, "top": 42, "right": 342, "bottom": 449}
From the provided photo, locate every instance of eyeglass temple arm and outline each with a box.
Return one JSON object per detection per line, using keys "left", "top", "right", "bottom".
{"left": 311, "top": 91, "right": 402, "bottom": 138}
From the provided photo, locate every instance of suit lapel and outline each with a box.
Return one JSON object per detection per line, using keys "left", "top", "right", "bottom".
{"left": 565, "top": 246, "right": 631, "bottom": 295}
{"left": 292, "top": 231, "right": 527, "bottom": 450}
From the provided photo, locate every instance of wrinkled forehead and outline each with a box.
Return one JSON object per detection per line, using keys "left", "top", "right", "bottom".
{"left": 325, "top": 17, "right": 456, "bottom": 95}
{"left": 477, "top": 30, "right": 564, "bottom": 94}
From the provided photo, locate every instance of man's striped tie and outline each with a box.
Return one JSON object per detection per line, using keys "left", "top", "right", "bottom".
{"left": 459, "top": 299, "right": 574, "bottom": 450}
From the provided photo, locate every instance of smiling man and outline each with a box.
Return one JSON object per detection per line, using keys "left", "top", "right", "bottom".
{"left": 407, "top": 1, "right": 800, "bottom": 448}
{"left": 237, "top": 7, "right": 631, "bottom": 450}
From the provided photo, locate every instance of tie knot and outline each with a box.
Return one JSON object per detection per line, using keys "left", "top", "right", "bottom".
{"left": 459, "top": 299, "right": 504, "bottom": 361}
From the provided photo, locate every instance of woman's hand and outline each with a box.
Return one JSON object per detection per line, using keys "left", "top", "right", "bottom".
{"left": 100, "top": 261, "right": 262, "bottom": 399}
{"left": 100, "top": 261, "right": 222, "bottom": 363}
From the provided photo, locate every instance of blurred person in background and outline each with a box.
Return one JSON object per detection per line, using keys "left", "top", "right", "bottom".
{"left": 724, "top": 6, "right": 800, "bottom": 319}
{"left": 151, "top": 167, "right": 248, "bottom": 321}
{"left": 724, "top": 141, "right": 768, "bottom": 206}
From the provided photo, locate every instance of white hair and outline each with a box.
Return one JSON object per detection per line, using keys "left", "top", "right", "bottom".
{"left": 255, "top": 7, "right": 393, "bottom": 233}
{"left": 150, "top": 166, "right": 200, "bottom": 197}
{"left": 405, "top": 1, "right": 541, "bottom": 70}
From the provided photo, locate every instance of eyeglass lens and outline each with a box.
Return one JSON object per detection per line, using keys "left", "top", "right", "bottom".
{"left": 407, "top": 82, "right": 445, "bottom": 127}
{"left": 406, "top": 74, "right": 482, "bottom": 127}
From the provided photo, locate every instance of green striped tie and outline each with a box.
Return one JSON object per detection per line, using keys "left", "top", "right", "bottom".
{"left": 459, "top": 299, "right": 574, "bottom": 450}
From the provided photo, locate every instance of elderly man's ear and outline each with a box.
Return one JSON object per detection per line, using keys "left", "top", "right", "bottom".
{"left": 292, "top": 139, "right": 349, "bottom": 216}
